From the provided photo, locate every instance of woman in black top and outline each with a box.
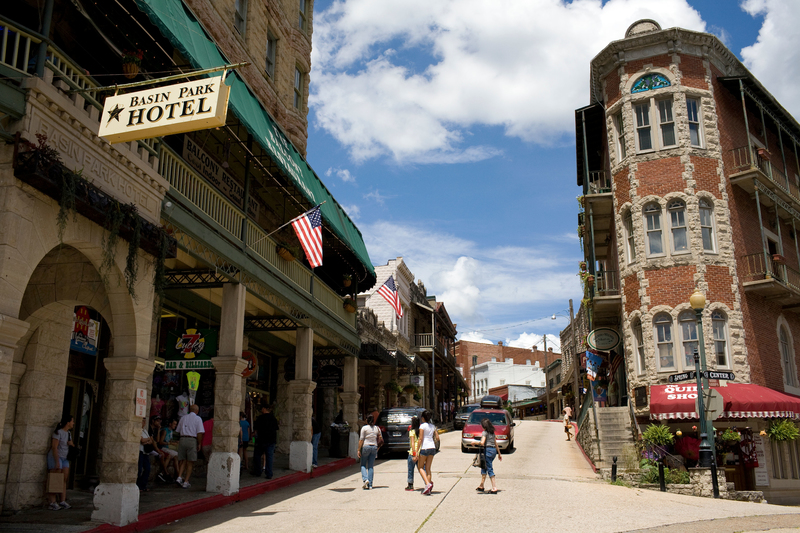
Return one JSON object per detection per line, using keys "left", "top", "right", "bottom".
{"left": 476, "top": 418, "right": 502, "bottom": 494}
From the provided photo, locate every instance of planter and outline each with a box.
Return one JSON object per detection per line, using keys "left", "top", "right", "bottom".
{"left": 586, "top": 275, "right": 595, "bottom": 287}
{"left": 122, "top": 62, "right": 139, "bottom": 79}
{"left": 343, "top": 299, "right": 357, "bottom": 313}
{"left": 343, "top": 278, "right": 352, "bottom": 288}
{"left": 756, "top": 147, "right": 770, "bottom": 159}
{"left": 277, "top": 246, "right": 295, "bottom": 262}
{"left": 773, "top": 254, "right": 786, "bottom": 265}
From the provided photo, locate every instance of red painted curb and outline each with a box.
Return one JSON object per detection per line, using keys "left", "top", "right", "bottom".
{"left": 85, "top": 457, "right": 356, "bottom": 533}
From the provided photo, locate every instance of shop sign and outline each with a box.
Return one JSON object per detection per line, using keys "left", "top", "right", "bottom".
{"left": 586, "top": 328, "right": 620, "bottom": 351}
{"left": 242, "top": 351, "right": 258, "bottom": 378}
{"left": 410, "top": 374, "right": 424, "bottom": 387}
{"left": 182, "top": 137, "right": 260, "bottom": 218}
{"left": 98, "top": 76, "right": 231, "bottom": 143}
{"left": 317, "top": 365, "right": 343, "bottom": 388}
{"left": 165, "top": 328, "right": 217, "bottom": 370}
{"left": 754, "top": 435, "right": 769, "bottom": 486}
{"left": 71, "top": 306, "right": 99, "bottom": 356}
{"left": 135, "top": 388, "right": 147, "bottom": 417}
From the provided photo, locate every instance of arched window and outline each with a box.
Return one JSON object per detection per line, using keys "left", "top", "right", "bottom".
{"left": 679, "top": 311, "right": 698, "bottom": 369}
{"left": 712, "top": 310, "right": 729, "bottom": 368}
{"left": 623, "top": 209, "right": 636, "bottom": 263}
{"left": 644, "top": 203, "right": 664, "bottom": 256}
{"left": 699, "top": 199, "right": 716, "bottom": 252}
{"left": 654, "top": 313, "right": 675, "bottom": 371}
{"left": 668, "top": 200, "right": 688, "bottom": 253}
{"left": 779, "top": 326, "right": 798, "bottom": 388}
{"left": 632, "top": 318, "right": 645, "bottom": 375}
{"left": 631, "top": 73, "right": 671, "bottom": 93}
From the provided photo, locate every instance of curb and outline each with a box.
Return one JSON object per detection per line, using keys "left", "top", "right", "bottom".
{"left": 85, "top": 457, "right": 356, "bottom": 533}
{"left": 545, "top": 419, "right": 597, "bottom": 473}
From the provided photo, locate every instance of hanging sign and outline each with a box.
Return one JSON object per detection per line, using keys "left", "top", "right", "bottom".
{"left": 98, "top": 75, "right": 231, "bottom": 143}
{"left": 317, "top": 365, "right": 343, "bottom": 388}
{"left": 164, "top": 328, "right": 217, "bottom": 370}
{"left": 71, "top": 306, "right": 100, "bottom": 356}
{"left": 242, "top": 351, "right": 258, "bottom": 378}
{"left": 410, "top": 374, "right": 424, "bottom": 387}
{"left": 586, "top": 328, "right": 620, "bottom": 351}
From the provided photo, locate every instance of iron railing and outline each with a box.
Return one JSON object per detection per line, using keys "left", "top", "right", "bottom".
{"left": 595, "top": 269, "right": 620, "bottom": 296}
{"left": 727, "top": 146, "right": 799, "bottom": 202}
{"left": 740, "top": 252, "right": 800, "bottom": 292}
{"left": 0, "top": 18, "right": 40, "bottom": 74}
{"left": 587, "top": 170, "right": 611, "bottom": 194}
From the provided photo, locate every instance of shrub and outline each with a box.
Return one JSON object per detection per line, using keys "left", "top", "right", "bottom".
{"left": 642, "top": 424, "right": 674, "bottom": 447}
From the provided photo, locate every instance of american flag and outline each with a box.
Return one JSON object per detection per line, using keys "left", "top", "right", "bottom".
{"left": 377, "top": 275, "right": 403, "bottom": 319}
{"left": 291, "top": 205, "right": 323, "bottom": 268}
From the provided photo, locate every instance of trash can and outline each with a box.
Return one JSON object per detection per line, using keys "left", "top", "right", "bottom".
{"left": 329, "top": 423, "right": 350, "bottom": 458}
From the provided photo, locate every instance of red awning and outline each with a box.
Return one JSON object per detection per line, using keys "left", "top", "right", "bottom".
{"left": 499, "top": 394, "right": 508, "bottom": 401}
{"left": 649, "top": 383, "right": 800, "bottom": 421}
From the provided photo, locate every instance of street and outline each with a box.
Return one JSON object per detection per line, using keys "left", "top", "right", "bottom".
{"left": 149, "top": 421, "right": 800, "bottom": 533}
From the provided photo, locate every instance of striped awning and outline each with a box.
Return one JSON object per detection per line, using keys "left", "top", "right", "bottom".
{"left": 650, "top": 383, "right": 800, "bottom": 420}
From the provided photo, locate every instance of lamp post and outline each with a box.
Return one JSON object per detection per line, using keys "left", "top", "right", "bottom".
{"left": 472, "top": 355, "right": 478, "bottom": 403}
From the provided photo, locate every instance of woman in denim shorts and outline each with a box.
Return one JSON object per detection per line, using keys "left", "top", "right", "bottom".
{"left": 416, "top": 410, "right": 439, "bottom": 495}
{"left": 46, "top": 415, "right": 74, "bottom": 510}
{"left": 476, "top": 418, "right": 502, "bottom": 494}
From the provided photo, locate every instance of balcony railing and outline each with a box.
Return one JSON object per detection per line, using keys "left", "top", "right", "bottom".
{"left": 587, "top": 170, "right": 611, "bottom": 194}
{"left": 727, "top": 146, "right": 799, "bottom": 203}
{"left": 740, "top": 252, "right": 800, "bottom": 291}
{"left": 159, "top": 145, "right": 353, "bottom": 326}
{"left": 0, "top": 19, "right": 40, "bottom": 74}
{"left": 594, "top": 269, "right": 620, "bottom": 296}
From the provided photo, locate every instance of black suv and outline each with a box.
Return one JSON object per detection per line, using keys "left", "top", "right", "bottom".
{"left": 376, "top": 407, "right": 442, "bottom": 457}
{"left": 454, "top": 404, "right": 480, "bottom": 430}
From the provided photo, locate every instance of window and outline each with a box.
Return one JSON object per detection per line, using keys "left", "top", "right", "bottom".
{"left": 299, "top": 0, "right": 308, "bottom": 31}
{"left": 657, "top": 99, "right": 676, "bottom": 147}
{"left": 699, "top": 199, "right": 715, "bottom": 252}
{"left": 668, "top": 200, "right": 688, "bottom": 253}
{"left": 712, "top": 311, "right": 729, "bottom": 368}
{"left": 623, "top": 210, "right": 636, "bottom": 263}
{"left": 635, "top": 103, "right": 652, "bottom": 151}
{"left": 687, "top": 98, "right": 702, "bottom": 147}
{"left": 631, "top": 73, "right": 671, "bottom": 93}
{"left": 234, "top": 0, "right": 247, "bottom": 35}
{"left": 266, "top": 32, "right": 277, "bottom": 79}
{"left": 644, "top": 203, "right": 664, "bottom": 256}
{"left": 613, "top": 112, "right": 627, "bottom": 161}
{"left": 779, "top": 326, "right": 798, "bottom": 387}
{"left": 679, "top": 311, "right": 698, "bottom": 369}
{"left": 294, "top": 67, "right": 303, "bottom": 109}
{"left": 491, "top": 357, "right": 496, "bottom": 362}
{"left": 500, "top": 379, "right": 505, "bottom": 386}
{"left": 632, "top": 319, "right": 645, "bottom": 375}
{"left": 654, "top": 313, "right": 675, "bottom": 370}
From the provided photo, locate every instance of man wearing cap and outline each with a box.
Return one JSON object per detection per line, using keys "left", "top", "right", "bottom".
{"left": 174, "top": 404, "right": 204, "bottom": 489}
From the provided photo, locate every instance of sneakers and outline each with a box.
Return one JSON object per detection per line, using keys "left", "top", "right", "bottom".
{"left": 312, "top": 463, "right": 319, "bottom": 468}
{"left": 48, "top": 502, "right": 61, "bottom": 511}
{"left": 175, "top": 476, "right": 183, "bottom": 486}
{"left": 59, "top": 501, "right": 71, "bottom": 509}
{"left": 181, "top": 481, "right": 191, "bottom": 489}
{"left": 405, "top": 483, "right": 414, "bottom": 491}
{"left": 422, "top": 483, "right": 432, "bottom": 495}
{"left": 362, "top": 480, "right": 370, "bottom": 490}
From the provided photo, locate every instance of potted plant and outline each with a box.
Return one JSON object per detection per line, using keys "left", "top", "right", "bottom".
{"left": 276, "top": 242, "right": 300, "bottom": 262}
{"left": 122, "top": 49, "right": 144, "bottom": 79}
{"left": 766, "top": 419, "right": 800, "bottom": 442}
{"left": 342, "top": 297, "right": 357, "bottom": 313}
{"left": 642, "top": 424, "right": 674, "bottom": 456}
{"left": 773, "top": 254, "right": 786, "bottom": 265}
{"left": 343, "top": 274, "right": 352, "bottom": 288}
{"left": 579, "top": 261, "right": 587, "bottom": 271}
{"left": 384, "top": 381, "right": 403, "bottom": 394}
{"left": 756, "top": 146, "right": 770, "bottom": 160}
{"left": 586, "top": 274, "right": 595, "bottom": 287}
{"left": 719, "top": 428, "right": 742, "bottom": 449}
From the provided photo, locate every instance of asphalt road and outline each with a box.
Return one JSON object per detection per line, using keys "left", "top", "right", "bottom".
{"left": 149, "top": 420, "right": 800, "bottom": 533}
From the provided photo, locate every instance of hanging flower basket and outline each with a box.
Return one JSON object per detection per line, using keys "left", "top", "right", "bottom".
{"left": 343, "top": 297, "right": 357, "bottom": 313}
{"left": 122, "top": 62, "right": 139, "bottom": 79}
{"left": 121, "top": 49, "right": 143, "bottom": 79}
{"left": 773, "top": 254, "right": 786, "bottom": 265}
{"left": 343, "top": 274, "right": 352, "bottom": 288}
{"left": 756, "top": 147, "right": 770, "bottom": 160}
{"left": 276, "top": 243, "right": 298, "bottom": 262}
{"left": 586, "top": 275, "right": 595, "bottom": 287}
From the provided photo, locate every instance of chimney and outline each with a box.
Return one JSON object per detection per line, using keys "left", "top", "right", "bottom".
{"left": 548, "top": 347, "right": 553, "bottom": 352}
{"left": 498, "top": 341, "right": 503, "bottom": 346}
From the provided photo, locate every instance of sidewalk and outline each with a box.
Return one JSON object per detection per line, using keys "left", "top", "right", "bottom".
{"left": 0, "top": 448, "right": 354, "bottom": 533}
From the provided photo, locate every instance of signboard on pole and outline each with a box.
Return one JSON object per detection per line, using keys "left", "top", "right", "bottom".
{"left": 98, "top": 76, "right": 230, "bottom": 143}
{"left": 668, "top": 371, "right": 696, "bottom": 383}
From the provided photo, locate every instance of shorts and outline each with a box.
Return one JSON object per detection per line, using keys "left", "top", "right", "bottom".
{"left": 47, "top": 452, "right": 68, "bottom": 470}
{"left": 239, "top": 439, "right": 249, "bottom": 450}
{"left": 419, "top": 448, "right": 436, "bottom": 457}
{"left": 178, "top": 436, "right": 198, "bottom": 461}
{"left": 161, "top": 445, "right": 178, "bottom": 458}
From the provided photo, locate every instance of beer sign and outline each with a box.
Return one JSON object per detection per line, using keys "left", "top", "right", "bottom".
{"left": 165, "top": 328, "right": 217, "bottom": 370}
{"left": 98, "top": 76, "right": 230, "bottom": 143}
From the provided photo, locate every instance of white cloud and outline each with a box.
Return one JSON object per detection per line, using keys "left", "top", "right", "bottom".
{"left": 459, "top": 331, "right": 495, "bottom": 344}
{"left": 311, "top": 0, "right": 705, "bottom": 163}
{"left": 506, "top": 332, "right": 561, "bottom": 352}
{"left": 740, "top": 0, "right": 800, "bottom": 119}
{"left": 363, "top": 190, "right": 393, "bottom": 205}
{"left": 341, "top": 203, "right": 361, "bottom": 220}
{"left": 326, "top": 166, "right": 356, "bottom": 183}
{"left": 361, "top": 220, "right": 581, "bottom": 327}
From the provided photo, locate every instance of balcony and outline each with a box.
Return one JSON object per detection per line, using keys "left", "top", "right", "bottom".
{"left": 740, "top": 253, "right": 800, "bottom": 310}
{"left": 592, "top": 269, "right": 622, "bottom": 325}
{"left": 727, "top": 146, "right": 799, "bottom": 212}
{"left": 587, "top": 170, "right": 612, "bottom": 195}
{"left": 583, "top": 170, "right": 614, "bottom": 262}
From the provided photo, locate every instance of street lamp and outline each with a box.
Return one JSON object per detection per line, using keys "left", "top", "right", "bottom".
{"left": 552, "top": 299, "right": 581, "bottom": 413}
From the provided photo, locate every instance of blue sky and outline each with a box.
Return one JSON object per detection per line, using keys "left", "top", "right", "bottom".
{"left": 304, "top": 0, "right": 800, "bottom": 350}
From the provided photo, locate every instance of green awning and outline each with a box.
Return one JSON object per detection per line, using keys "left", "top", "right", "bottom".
{"left": 135, "top": 0, "right": 374, "bottom": 278}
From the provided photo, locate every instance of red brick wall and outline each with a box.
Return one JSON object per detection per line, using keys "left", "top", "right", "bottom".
{"left": 613, "top": 168, "right": 631, "bottom": 206}
{"left": 626, "top": 55, "right": 672, "bottom": 78}
{"left": 705, "top": 265, "right": 734, "bottom": 308}
{"left": 644, "top": 265, "right": 697, "bottom": 308}
{"left": 690, "top": 156, "right": 722, "bottom": 199}
{"left": 624, "top": 273, "right": 640, "bottom": 314}
{"left": 680, "top": 55, "right": 707, "bottom": 90}
{"left": 636, "top": 157, "right": 685, "bottom": 198}
{"left": 606, "top": 69, "right": 621, "bottom": 107}
{"left": 454, "top": 341, "right": 555, "bottom": 394}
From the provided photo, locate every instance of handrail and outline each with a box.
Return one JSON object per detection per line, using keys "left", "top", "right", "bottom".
{"left": 595, "top": 269, "right": 620, "bottom": 295}
{"left": 577, "top": 390, "right": 593, "bottom": 429}
{"left": 0, "top": 17, "right": 41, "bottom": 74}
{"left": 587, "top": 170, "right": 611, "bottom": 194}
{"left": 313, "top": 278, "right": 355, "bottom": 326}
{"left": 629, "top": 399, "right": 641, "bottom": 439}
{"left": 728, "top": 146, "right": 799, "bottom": 203}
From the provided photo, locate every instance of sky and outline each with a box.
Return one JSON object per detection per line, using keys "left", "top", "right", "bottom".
{"left": 304, "top": 0, "right": 800, "bottom": 351}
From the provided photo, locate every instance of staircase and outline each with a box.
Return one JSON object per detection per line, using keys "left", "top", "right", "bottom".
{"left": 595, "top": 406, "right": 637, "bottom": 470}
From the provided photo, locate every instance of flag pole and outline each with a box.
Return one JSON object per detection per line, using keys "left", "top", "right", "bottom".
{"left": 249, "top": 201, "right": 325, "bottom": 248}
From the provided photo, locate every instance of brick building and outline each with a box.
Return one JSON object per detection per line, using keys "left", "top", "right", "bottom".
{"left": 576, "top": 19, "right": 800, "bottom": 502}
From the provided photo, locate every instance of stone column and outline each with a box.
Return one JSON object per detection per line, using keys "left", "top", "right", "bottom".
{"left": 92, "top": 356, "right": 154, "bottom": 526}
{"left": 207, "top": 280, "right": 247, "bottom": 496}
{"left": 0, "top": 315, "right": 29, "bottom": 512}
{"left": 341, "top": 356, "right": 360, "bottom": 459}
{"left": 289, "top": 327, "right": 315, "bottom": 472}
{"left": 4, "top": 319, "right": 71, "bottom": 511}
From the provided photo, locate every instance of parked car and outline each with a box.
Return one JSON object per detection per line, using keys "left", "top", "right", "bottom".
{"left": 460, "top": 408, "right": 515, "bottom": 453}
{"left": 454, "top": 404, "right": 480, "bottom": 430}
{"left": 376, "top": 407, "right": 441, "bottom": 457}
{"left": 479, "top": 395, "right": 504, "bottom": 409}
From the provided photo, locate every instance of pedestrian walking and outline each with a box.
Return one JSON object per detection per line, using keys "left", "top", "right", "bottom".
{"left": 238, "top": 412, "right": 250, "bottom": 472}
{"left": 563, "top": 409, "right": 573, "bottom": 441}
{"left": 476, "top": 418, "right": 502, "bottom": 494}
{"left": 357, "top": 414, "right": 381, "bottom": 489}
{"left": 311, "top": 416, "right": 321, "bottom": 468}
{"left": 253, "top": 404, "right": 278, "bottom": 479}
{"left": 174, "top": 404, "right": 205, "bottom": 489}
{"left": 416, "top": 410, "right": 439, "bottom": 495}
{"left": 406, "top": 416, "right": 420, "bottom": 491}
{"left": 46, "top": 415, "right": 74, "bottom": 510}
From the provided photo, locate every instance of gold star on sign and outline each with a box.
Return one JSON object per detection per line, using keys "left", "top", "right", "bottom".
{"left": 106, "top": 104, "right": 124, "bottom": 124}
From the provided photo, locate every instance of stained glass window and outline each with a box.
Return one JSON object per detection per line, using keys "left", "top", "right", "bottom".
{"left": 631, "top": 73, "right": 671, "bottom": 93}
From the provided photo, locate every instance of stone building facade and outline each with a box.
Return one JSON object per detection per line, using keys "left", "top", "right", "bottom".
{"left": 577, "top": 19, "right": 800, "bottom": 503}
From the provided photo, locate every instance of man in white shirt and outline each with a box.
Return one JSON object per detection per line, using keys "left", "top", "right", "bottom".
{"left": 174, "top": 404, "right": 204, "bottom": 489}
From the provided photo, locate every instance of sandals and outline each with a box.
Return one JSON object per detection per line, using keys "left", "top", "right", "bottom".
{"left": 475, "top": 486, "right": 484, "bottom": 492}
{"left": 488, "top": 489, "right": 499, "bottom": 494}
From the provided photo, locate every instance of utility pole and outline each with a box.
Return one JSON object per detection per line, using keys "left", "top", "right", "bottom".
{"left": 544, "top": 349, "right": 550, "bottom": 419}
{"left": 570, "top": 299, "right": 581, "bottom": 412}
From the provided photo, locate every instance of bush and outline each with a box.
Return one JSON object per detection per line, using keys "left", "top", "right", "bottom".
{"left": 642, "top": 424, "right": 674, "bottom": 447}
{"left": 638, "top": 458, "right": 690, "bottom": 485}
